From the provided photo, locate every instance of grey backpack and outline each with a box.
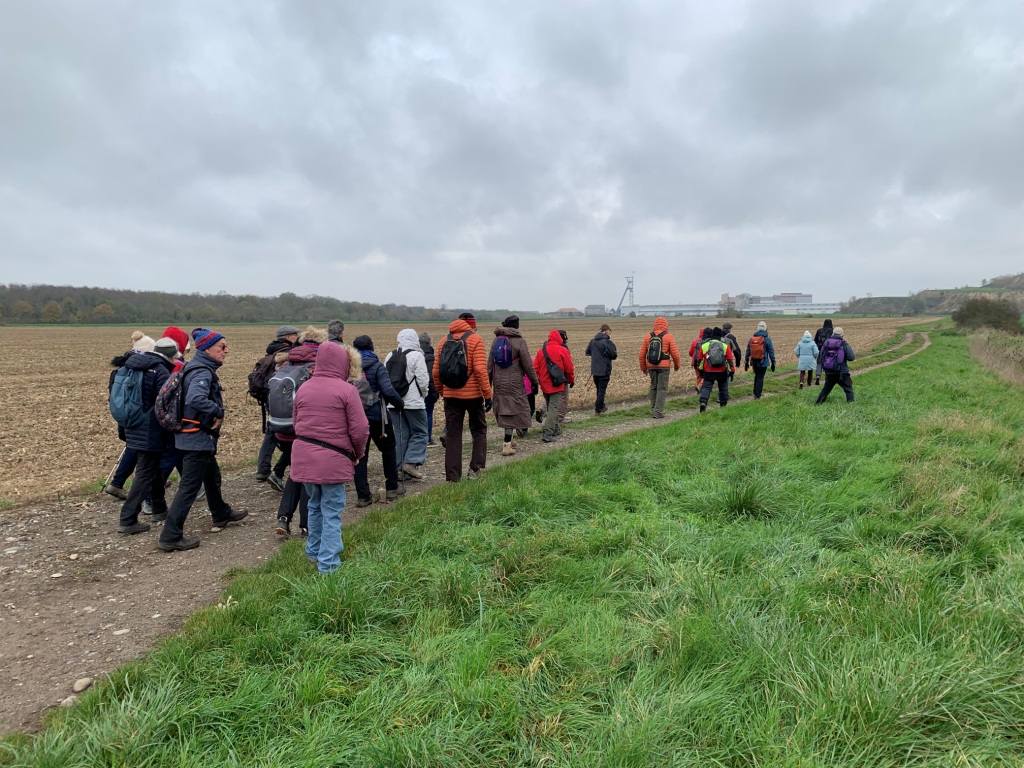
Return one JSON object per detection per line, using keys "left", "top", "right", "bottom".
{"left": 266, "top": 363, "right": 313, "bottom": 435}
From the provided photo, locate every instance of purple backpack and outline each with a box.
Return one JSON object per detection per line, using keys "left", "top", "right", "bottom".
{"left": 821, "top": 337, "right": 846, "bottom": 373}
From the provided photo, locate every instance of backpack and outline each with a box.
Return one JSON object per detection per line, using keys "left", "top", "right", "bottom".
{"left": 109, "top": 366, "right": 148, "bottom": 429}
{"left": 542, "top": 345, "right": 567, "bottom": 387}
{"left": 705, "top": 340, "right": 726, "bottom": 367}
{"left": 646, "top": 332, "right": 666, "bottom": 366}
{"left": 492, "top": 336, "right": 513, "bottom": 368}
{"left": 154, "top": 366, "right": 201, "bottom": 434}
{"left": 266, "top": 363, "right": 313, "bottom": 435}
{"left": 354, "top": 375, "right": 378, "bottom": 409}
{"left": 438, "top": 332, "right": 471, "bottom": 389}
{"left": 821, "top": 337, "right": 846, "bottom": 373}
{"left": 247, "top": 354, "right": 277, "bottom": 405}
{"left": 749, "top": 335, "right": 766, "bottom": 362}
{"left": 385, "top": 349, "right": 411, "bottom": 396}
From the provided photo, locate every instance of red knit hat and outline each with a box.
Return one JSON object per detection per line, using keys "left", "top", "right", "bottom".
{"left": 163, "top": 326, "right": 191, "bottom": 355}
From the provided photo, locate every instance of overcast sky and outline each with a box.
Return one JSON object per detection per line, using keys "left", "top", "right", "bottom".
{"left": 2, "top": 1, "right": 1022, "bottom": 311}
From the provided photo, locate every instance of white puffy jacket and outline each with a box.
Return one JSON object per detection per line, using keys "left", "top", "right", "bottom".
{"left": 384, "top": 328, "right": 429, "bottom": 410}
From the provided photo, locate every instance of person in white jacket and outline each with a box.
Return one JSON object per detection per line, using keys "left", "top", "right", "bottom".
{"left": 385, "top": 329, "right": 431, "bottom": 481}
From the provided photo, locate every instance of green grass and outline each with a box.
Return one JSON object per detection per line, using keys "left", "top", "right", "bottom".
{"left": 5, "top": 332, "right": 1024, "bottom": 766}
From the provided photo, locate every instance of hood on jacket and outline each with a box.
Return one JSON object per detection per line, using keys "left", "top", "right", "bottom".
{"left": 448, "top": 318, "right": 474, "bottom": 335}
{"left": 124, "top": 350, "right": 169, "bottom": 372}
{"left": 802, "top": 331, "right": 813, "bottom": 341}
{"left": 359, "top": 349, "right": 381, "bottom": 369}
{"left": 823, "top": 319, "right": 833, "bottom": 330}
{"left": 288, "top": 342, "right": 320, "bottom": 364}
{"left": 653, "top": 317, "right": 669, "bottom": 334}
{"left": 397, "top": 328, "right": 420, "bottom": 352}
{"left": 494, "top": 327, "right": 522, "bottom": 338}
{"left": 313, "top": 341, "right": 350, "bottom": 380}
{"left": 266, "top": 338, "right": 292, "bottom": 355}
{"left": 545, "top": 329, "right": 564, "bottom": 347}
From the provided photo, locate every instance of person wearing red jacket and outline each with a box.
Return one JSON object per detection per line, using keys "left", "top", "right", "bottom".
{"left": 639, "top": 317, "right": 682, "bottom": 419}
{"left": 433, "top": 314, "right": 493, "bottom": 482}
{"left": 533, "top": 329, "right": 575, "bottom": 443}
{"left": 694, "top": 327, "right": 736, "bottom": 412}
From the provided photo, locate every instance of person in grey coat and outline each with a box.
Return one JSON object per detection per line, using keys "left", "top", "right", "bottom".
{"left": 159, "top": 328, "right": 247, "bottom": 552}
{"left": 585, "top": 324, "right": 617, "bottom": 414}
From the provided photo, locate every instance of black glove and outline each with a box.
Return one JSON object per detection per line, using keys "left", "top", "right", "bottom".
{"left": 484, "top": 398, "right": 492, "bottom": 412}
{"left": 744, "top": 363, "right": 749, "bottom": 372}
{"left": 770, "top": 362, "right": 776, "bottom": 372}
{"left": 569, "top": 382, "right": 574, "bottom": 389}
{"left": 729, "top": 370, "right": 734, "bottom": 381}
{"left": 391, "top": 400, "right": 404, "bottom": 412}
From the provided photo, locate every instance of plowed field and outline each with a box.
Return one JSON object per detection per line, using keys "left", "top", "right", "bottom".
{"left": 0, "top": 316, "right": 927, "bottom": 503}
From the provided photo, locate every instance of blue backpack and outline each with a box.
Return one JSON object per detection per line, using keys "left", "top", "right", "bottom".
{"left": 492, "top": 336, "right": 513, "bottom": 368}
{"left": 109, "top": 366, "right": 148, "bottom": 429}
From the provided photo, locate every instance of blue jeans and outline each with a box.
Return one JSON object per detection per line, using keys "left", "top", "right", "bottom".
{"left": 304, "top": 483, "right": 346, "bottom": 574}
{"left": 394, "top": 408, "right": 428, "bottom": 468}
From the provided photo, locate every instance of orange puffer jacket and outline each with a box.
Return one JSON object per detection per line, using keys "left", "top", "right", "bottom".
{"left": 432, "top": 319, "right": 493, "bottom": 400}
{"left": 639, "top": 317, "right": 682, "bottom": 373}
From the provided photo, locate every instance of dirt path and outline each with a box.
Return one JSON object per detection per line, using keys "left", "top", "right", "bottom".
{"left": 0, "top": 333, "right": 929, "bottom": 735}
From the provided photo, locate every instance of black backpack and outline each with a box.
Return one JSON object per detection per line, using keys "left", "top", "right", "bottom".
{"left": 646, "top": 332, "right": 666, "bottom": 366}
{"left": 386, "top": 349, "right": 411, "bottom": 396}
{"left": 247, "top": 353, "right": 277, "bottom": 405}
{"left": 438, "top": 332, "right": 471, "bottom": 388}
{"left": 542, "top": 344, "right": 567, "bottom": 387}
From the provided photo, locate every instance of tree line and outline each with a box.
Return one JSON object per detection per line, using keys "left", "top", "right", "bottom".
{"left": 0, "top": 284, "right": 538, "bottom": 325}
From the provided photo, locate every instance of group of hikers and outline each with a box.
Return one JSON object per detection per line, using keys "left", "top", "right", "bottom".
{"left": 104, "top": 314, "right": 854, "bottom": 573}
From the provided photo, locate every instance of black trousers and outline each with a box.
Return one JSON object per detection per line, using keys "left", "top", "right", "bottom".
{"left": 160, "top": 450, "right": 229, "bottom": 543}
{"left": 816, "top": 373, "right": 855, "bottom": 404}
{"left": 354, "top": 419, "right": 398, "bottom": 499}
{"left": 593, "top": 375, "right": 610, "bottom": 413}
{"left": 119, "top": 450, "right": 166, "bottom": 526}
{"left": 278, "top": 478, "right": 309, "bottom": 529}
{"left": 752, "top": 366, "right": 768, "bottom": 398}
{"left": 443, "top": 397, "right": 487, "bottom": 482}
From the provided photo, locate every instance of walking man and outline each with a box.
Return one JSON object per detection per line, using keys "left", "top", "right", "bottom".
{"left": 585, "top": 324, "right": 617, "bottom": 414}
{"left": 159, "top": 328, "right": 247, "bottom": 552}
{"left": 256, "top": 325, "right": 300, "bottom": 483}
{"left": 815, "top": 327, "right": 856, "bottom": 404}
{"left": 695, "top": 327, "right": 736, "bottom": 412}
{"left": 434, "top": 315, "right": 492, "bottom": 481}
{"left": 639, "top": 317, "right": 681, "bottom": 418}
{"left": 744, "top": 321, "right": 777, "bottom": 399}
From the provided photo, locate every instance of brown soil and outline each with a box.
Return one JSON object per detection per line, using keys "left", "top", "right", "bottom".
{"left": 0, "top": 332, "right": 929, "bottom": 735}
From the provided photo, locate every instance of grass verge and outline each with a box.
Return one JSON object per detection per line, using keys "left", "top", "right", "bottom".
{"left": 4, "top": 331, "right": 1024, "bottom": 767}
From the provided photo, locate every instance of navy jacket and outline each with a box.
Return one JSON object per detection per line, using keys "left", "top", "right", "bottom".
{"left": 175, "top": 351, "right": 224, "bottom": 452}
{"left": 359, "top": 351, "right": 404, "bottom": 423}
{"left": 123, "top": 352, "right": 174, "bottom": 452}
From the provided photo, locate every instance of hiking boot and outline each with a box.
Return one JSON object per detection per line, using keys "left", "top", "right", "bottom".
{"left": 719, "top": 401, "right": 727, "bottom": 407}
{"left": 104, "top": 484, "right": 127, "bottom": 501}
{"left": 814, "top": 377, "right": 820, "bottom": 386}
{"left": 501, "top": 443, "right": 516, "bottom": 456}
{"left": 151, "top": 511, "right": 167, "bottom": 523}
{"left": 211, "top": 508, "right": 248, "bottom": 527}
{"left": 652, "top": 413, "right": 664, "bottom": 419}
{"left": 799, "top": 382, "right": 804, "bottom": 389}
{"left": 196, "top": 485, "right": 207, "bottom": 501}
{"left": 467, "top": 468, "right": 483, "bottom": 480}
{"left": 516, "top": 429, "right": 528, "bottom": 438}
{"left": 402, "top": 463, "right": 423, "bottom": 480}
{"left": 118, "top": 522, "right": 151, "bottom": 535}
{"left": 267, "top": 474, "right": 286, "bottom": 492}
{"left": 541, "top": 433, "right": 556, "bottom": 443}
{"left": 439, "top": 434, "right": 447, "bottom": 448}
{"left": 158, "top": 537, "right": 200, "bottom": 552}
{"left": 255, "top": 473, "right": 269, "bottom": 482}
{"left": 142, "top": 501, "right": 154, "bottom": 516}
{"left": 386, "top": 488, "right": 406, "bottom": 501}
{"left": 356, "top": 497, "right": 373, "bottom": 508}
{"left": 699, "top": 402, "right": 707, "bottom": 413}
{"left": 510, "top": 437, "right": 518, "bottom": 449}
{"left": 534, "top": 410, "right": 544, "bottom": 424}
{"left": 274, "top": 517, "right": 290, "bottom": 537}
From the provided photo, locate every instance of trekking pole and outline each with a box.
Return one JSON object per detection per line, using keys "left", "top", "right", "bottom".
{"left": 104, "top": 446, "right": 126, "bottom": 490}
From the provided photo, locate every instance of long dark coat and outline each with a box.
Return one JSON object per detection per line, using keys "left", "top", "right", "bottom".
{"left": 486, "top": 328, "right": 541, "bottom": 430}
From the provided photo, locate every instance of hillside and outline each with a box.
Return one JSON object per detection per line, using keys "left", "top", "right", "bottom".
{"left": 844, "top": 273, "right": 1024, "bottom": 315}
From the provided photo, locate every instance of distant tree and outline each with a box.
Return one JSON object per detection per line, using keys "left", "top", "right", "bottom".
{"left": 92, "top": 303, "right": 115, "bottom": 321}
{"left": 951, "top": 297, "right": 1022, "bottom": 334}
{"left": 40, "top": 301, "right": 62, "bottom": 323}
{"left": 13, "top": 300, "right": 34, "bottom": 321}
